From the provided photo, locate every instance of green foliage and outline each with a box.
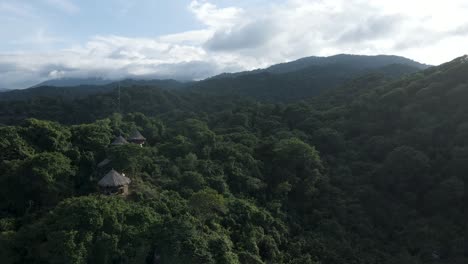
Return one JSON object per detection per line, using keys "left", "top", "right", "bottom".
{"left": 0, "top": 56, "right": 467, "bottom": 263}
{"left": 107, "top": 144, "right": 154, "bottom": 174}
{"left": 0, "top": 152, "right": 74, "bottom": 214}
{"left": 15, "top": 196, "right": 161, "bottom": 263}
{"left": 71, "top": 120, "right": 113, "bottom": 152}
{"left": 379, "top": 146, "right": 431, "bottom": 197}
{"left": 22, "top": 118, "right": 71, "bottom": 152}
{"left": 0, "top": 126, "right": 34, "bottom": 160}
{"left": 188, "top": 188, "right": 227, "bottom": 221}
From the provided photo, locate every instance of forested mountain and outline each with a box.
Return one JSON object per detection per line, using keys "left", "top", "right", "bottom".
{"left": 193, "top": 54, "right": 429, "bottom": 101}
{"left": 0, "top": 55, "right": 467, "bottom": 264}
{"left": 192, "top": 62, "right": 423, "bottom": 101}
{"left": 32, "top": 78, "right": 187, "bottom": 90}
{"left": 0, "top": 79, "right": 186, "bottom": 102}
{"left": 32, "top": 77, "right": 114, "bottom": 88}
{"left": 212, "top": 54, "right": 429, "bottom": 78}
{"left": 0, "top": 85, "right": 116, "bottom": 102}
{"left": 1, "top": 54, "right": 425, "bottom": 103}
{"left": 265, "top": 54, "right": 429, "bottom": 73}
{"left": 116, "top": 79, "right": 187, "bottom": 90}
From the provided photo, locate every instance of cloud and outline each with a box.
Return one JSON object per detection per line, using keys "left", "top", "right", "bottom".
{"left": 205, "top": 19, "right": 278, "bottom": 51}
{"left": 1, "top": 0, "right": 468, "bottom": 89}
{"left": 0, "top": 1, "right": 37, "bottom": 19}
{"left": 452, "top": 23, "right": 468, "bottom": 36}
{"left": 43, "top": 0, "right": 79, "bottom": 14}
{"left": 189, "top": 0, "right": 243, "bottom": 29}
{"left": 0, "top": 62, "right": 17, "bottom": 72}
{"left": 199, "top": 0, "right": 468, "bottom": 63}
{"left": 158, "top": 30, "right": 213, "bottom": 46}
{"left": 0, "top": 33, "right": 248, "bottom": 88}
{"left": 336, "top": 15, "right": 403, "bottom": 43}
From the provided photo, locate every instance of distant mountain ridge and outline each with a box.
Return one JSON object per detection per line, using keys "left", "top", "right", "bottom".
{"left": 210, "top": 54, "right": 430, "bottom": 79}
{"left": 266, "top": 54, "right": 430, "bottom": 72}
{"left": 191, "top": 54, "right": 430, "bottom": 101}
{"left": 31, "top": 77, "right": 189, "bottom": 89}
{"left": 29, "top": 54, "right": 429, "bottom": 89}
{"left": 32, "top": 77, "right": 114, "bottom": 88}
{"left": 0, "top": 78, "right": 187, "bottom": 101}
{"left": 2, "top": 54, "right": 429, "bottom": 102}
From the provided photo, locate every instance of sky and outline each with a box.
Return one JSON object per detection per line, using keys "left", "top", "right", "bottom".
{"left": 1, "top": 0, "right": 468, "bottom": 89}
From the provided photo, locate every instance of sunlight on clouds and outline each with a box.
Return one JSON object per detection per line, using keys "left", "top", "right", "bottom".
{"left": 189, "top": 0, "right": 244, "bottom": 29}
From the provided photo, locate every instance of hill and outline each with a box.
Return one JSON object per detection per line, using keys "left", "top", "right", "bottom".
{"left": 192, "top": 61, "right": 425, "bottom": 101}
{"left": 0, "top": 79, "right": 186, "bottom": 102}
{"left": 265, "top": 54, "right": 429, "bottom": 73}
{"left": 1, "top": 54, "right": 427, "bottom": 103}
{"left": 210, "top": 54, "right": 429, "bottom": 78}
{"left": 0, "top": 55, "right": 466, "bottom": 263}
{"left": 31, "top": 77, "right": 114, "bottom": 88}
{"left": 0, "top": 85, "right": 115, "bottom": 101}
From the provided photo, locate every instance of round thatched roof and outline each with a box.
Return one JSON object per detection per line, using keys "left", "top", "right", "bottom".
{"left": 98, "top": 169, "right": 131, "bottom": 187}
{"left": 128, "top": 129, "right": 146, "bottom": 141}
{"left": 111, "top": 135, "right": 129, "bottom": 145}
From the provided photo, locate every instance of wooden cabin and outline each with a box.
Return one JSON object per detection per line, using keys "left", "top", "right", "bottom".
{"left": 98, "top": 169, "right": 131, "bottom": 195}
{"left": 128, "top": 129, "right": 146, "bottom": 146}
{"left": 111, "top": 135, "right": 129, "bottom": 146}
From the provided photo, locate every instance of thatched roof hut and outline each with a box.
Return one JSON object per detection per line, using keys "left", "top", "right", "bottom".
{"left": 128, "top": 129, "right": 146, "bottom": 145}
{"left": 98, "top": 169, "right": 131, "bottom": 188}
{"left": 111, "top": 135, "right": 129, "bottom": 146}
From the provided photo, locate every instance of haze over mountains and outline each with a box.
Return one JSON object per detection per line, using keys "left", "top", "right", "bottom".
{"left": 32, "top": 77, "right": 114, "bottom": 88}
{"left": 0, "top": 54, "right": 430, "bottom": 102}
{"left": 30, "top": 54, "right": 431, "bottom": 88}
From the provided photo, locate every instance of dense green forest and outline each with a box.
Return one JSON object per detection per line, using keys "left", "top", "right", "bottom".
{"left": 0, "top": 55, "right": 467, "bottom": 263}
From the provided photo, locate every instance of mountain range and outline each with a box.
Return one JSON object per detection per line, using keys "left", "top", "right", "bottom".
{"left": 0, "top": 54, "right": 430, "bottom": 102}
{"left": 31, "top": 77, "right": 114, "bottom": 88}
{"left": 192, "top": 56, "right": 428, "bottom": 101}
{"left": 210, "top": 54, "right": 429, "bottom": 78}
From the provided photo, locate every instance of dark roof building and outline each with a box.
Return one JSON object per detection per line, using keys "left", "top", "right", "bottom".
{"left": 98, "top": 169, "right": 131, "bottom": 195}
{"left": 111, "top": 135, "right": 129, "bottom": 146}
{"left": 128, "top": 129, "right": 146, "bottom": 145}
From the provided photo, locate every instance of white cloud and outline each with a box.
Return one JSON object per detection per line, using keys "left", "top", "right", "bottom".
{"left": 43, "top": 0, "right": 79, "bottom": 14}
{"left": 0, "top": 33, "right": 248, "bottom": 88}
{"left": 189, "top": 0, "right": 244, "bottom": 29}
{"left": 198, "top": 0, "right": 468, "bottom": 65}
{"left": 0, "top": 1, "right": 37, "bottom": 18}
{"left": 158, "top": 30, "right": 213, "bottom": 46}
{"left": 1, "top": 0, "right": 468, "bottom": 89}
